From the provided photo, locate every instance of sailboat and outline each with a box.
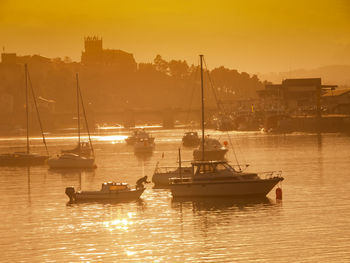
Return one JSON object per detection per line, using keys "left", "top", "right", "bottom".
{"left": 0, "top": 64, "right": 49, "bottom": 166}
{"left": 169, "top": 55, "right": 283, "bottom": 198}
{"left": 47, "top": 74, "right": 96, "bottom": 169}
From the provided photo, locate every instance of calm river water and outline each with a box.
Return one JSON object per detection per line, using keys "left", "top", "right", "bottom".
{"left": 1, "top": 128, "right": 350, "bottom": 262}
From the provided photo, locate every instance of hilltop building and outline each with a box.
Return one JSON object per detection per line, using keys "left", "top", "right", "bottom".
{"left": 81, "top": 36, "right": 137, "bottom": 71}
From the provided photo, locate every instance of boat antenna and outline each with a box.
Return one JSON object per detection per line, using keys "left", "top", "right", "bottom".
{"left": 27, "top": 66, "right": 49, "bottom": 156}
{"left": 76, "top": 73, "right": 81, "bottom": 155}
{"left": 178, "top": 148, "right": 182, "bottom": 181}
{"left": 200, "top": 54, "right": 205, "bottom": 161}
{"left": 76, "top": 73, "right": 95, "bottom": 158}
{"left": 24, "top": 64, "right": 30, "bottom": 153}
{"left": 25, "top": 64, "right": 30, "bottom": 154}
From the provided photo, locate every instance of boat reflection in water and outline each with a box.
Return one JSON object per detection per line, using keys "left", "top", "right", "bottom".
{"left": 171, "top": 196, "right": 274, "bottom": 212}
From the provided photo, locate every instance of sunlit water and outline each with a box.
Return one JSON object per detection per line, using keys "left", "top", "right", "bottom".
{"left": 1, "top": 129, "right": 350, "bottom": 262}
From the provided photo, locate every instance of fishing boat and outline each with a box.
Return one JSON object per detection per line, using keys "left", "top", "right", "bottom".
{"left": 48, "top": 74, "right": 96, "bottom": 169}
{"left": 169, "top": 55, "right": 284, "bottom": 198}
{"left": 182, "top": 131, "right": 200, "bottom": 147}
{"left": 65, "top": 180, "right": 146, "bottom": 202}
{"left": 0, "top": 64, "right": 49, "bottom": 166}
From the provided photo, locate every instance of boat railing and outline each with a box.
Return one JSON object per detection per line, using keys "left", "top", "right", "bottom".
{"left": 259, "top": 170, "right": 283, "bottom": 179}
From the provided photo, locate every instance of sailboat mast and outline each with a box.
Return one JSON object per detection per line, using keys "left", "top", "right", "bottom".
{"left": 200, "top": 55, "right": 205, "bottom": 161}
{"left": 77, "top": 74, "right": 95, "bottom": 158}
{"left": 25, "top": 64, "right": 30, "bottom": 154}
{"left": 76, "top": 73, "right": 81, "bottom": 154}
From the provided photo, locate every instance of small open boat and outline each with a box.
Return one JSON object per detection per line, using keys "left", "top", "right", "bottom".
{"left": 65, "top": 180, "right": 146, "bottom": 203}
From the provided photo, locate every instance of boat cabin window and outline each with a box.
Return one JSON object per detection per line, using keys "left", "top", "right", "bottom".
{"left": 197, "top": 163, "right": 215, "bottom": 174}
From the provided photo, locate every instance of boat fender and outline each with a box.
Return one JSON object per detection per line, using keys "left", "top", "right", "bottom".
{"left": 276, "top": 187, "right": 282, "bottom": 200}
{"left": 65, "top": 187, "right": 76, "bottom": 202}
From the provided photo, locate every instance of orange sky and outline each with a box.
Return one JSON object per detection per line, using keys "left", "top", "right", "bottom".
{"left": 0, "top": 0, "right": 349, "bottom": 73}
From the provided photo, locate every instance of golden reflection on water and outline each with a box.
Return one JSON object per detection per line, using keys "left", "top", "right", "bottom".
{"left": 103, "top": 212, "right": 134, "bottom": 231}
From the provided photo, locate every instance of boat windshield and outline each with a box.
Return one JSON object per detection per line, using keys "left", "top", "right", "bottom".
{"left": 194, "top": 162, "right": 236, "bottom": 174}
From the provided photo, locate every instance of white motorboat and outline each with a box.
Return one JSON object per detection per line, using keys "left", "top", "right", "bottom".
{"left": 126, "top": 129, "right": 154, "bottom": 145}
{"left": 193, "top": 137, "right": 228, "bottom": 160}
{"left": 170, "top": 160, "right": 283, "bottom": 197}
{"left": 152, "top": 164, "right": 192, "bottom": 186}
{"left": 48, "top": 153, "right": 96, "bottom": 169}
{"left": 169, "top": 55, "right": 284, "bottom": 198}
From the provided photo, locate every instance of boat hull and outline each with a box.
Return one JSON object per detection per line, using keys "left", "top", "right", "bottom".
{"left": 170, "top": 178, "right": 282, "bottom": 197}
{"left": 0, "top": 154, "right": 48, "bottom": 166}
{"left": 48, "top": 157, "right": 96, "bottom": 169}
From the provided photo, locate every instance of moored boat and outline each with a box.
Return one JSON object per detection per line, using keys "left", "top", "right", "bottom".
{"left": 193, "top": 137, "right": 228, "bottom": 161}
{"left": 0, "top": 64, "right": 49, "bottom": 166}
{"left": 182, "top": 131, "right": 200, "bottom": 147}
{"left": 134, "top": 137, "right": 155, "bottom": 154}
{"left": 152, "top": 165, "right": 192, "bottom": 186}
{"left": 126, "top": 129, "right": 154, "bottom": 145}
{"left": 170, "top": 55, "right": 284, "bottom": 198}
{"left": 170, "top": 160, "right": 283, "bottom": 197}
{"left": 0, "top": 152, "right": 48, "bottom": 166}
{"left": 65, "top": 179, "right": 147, "bottom": 202}
{"left": 48, "top": 153, "right": 96, "bottom": 169}
{"left": 48, "top": 74, "right": 96, "bottom": 169}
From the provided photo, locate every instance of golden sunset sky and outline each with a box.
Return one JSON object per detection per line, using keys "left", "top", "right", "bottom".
{"left": 0, "top": 0, "right": 349, "bottom": 73}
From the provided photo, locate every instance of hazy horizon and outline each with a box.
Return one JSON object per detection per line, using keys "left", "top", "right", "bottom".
{"left": 1, "top": 0, "right": 350, "bottom": 74}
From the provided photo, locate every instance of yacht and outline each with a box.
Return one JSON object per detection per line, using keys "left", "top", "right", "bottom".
{"left": 152, "top": 164, "right": 192, "bottom": 186}
{"left": 47, "top": 153, "right": 96, "bottom": 169}
{"left": 170, "top": 160, "right": 283, "bottom": 197}
{"left": 0, "top": 64, "right": 49, "bottom": 166}
{"left": 48, "top": 73, "right": 96, "bottom": 169}
{"left": 169, "top": 55, "right": 284, "bottom": 198}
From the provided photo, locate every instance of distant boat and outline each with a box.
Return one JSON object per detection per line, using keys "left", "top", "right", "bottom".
{"left": 65, "top": 180, "right": 146, "bottom": 202}
{"left": 134, "top": 137, "right": 155, "bottom": 154}
{"left": 48, "top": 73, "right": 96, "bottom": 169}
{"left": 193, "top": 137, "right": 228, "bottom": 161}
{"left": 169, "top": 55, "right": 284, "bottom": 198}
{"left": 182, "top": 131, "right": 200, "bottom": 147}
{"left": 126, "top": 129, "right": 154, "bottom": 145}
{"left": 0, "top": 64, "right": 49, "bottom": 166}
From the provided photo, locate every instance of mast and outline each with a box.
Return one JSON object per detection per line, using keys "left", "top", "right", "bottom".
{"left": 27, "top": 67, "right": 49, "bottom": 156}
{"left": 178, "top": 148, "right": 182, "bottom": 180}
{"left": 200, "top": 55, "right": 205, "bottom": 161}
{"left": 25, "top": 64, "right": 30, "bottom": 154}
{"left": 77, "top": 74, "right": 95, "bottom": 158}
{"left": 76, "top": 73, "right": 81, "bottom": 155}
